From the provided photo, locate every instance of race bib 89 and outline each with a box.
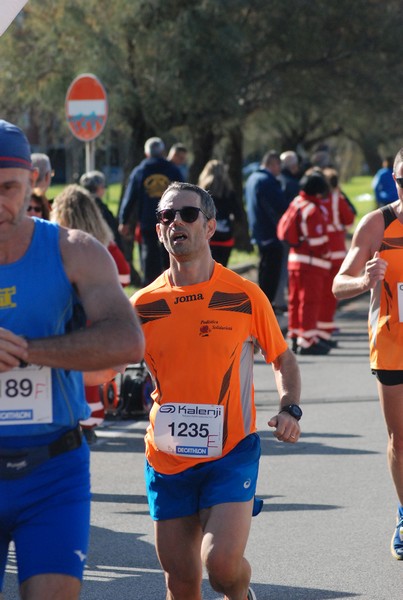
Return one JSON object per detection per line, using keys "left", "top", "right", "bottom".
{"left": 0, "top": 365, "right": 53, "bottom": 425}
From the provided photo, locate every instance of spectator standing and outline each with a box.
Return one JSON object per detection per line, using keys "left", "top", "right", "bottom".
{"left": 27, "top": 191, "right": 50, "bottom": 220}
{"left": 285, "top": 171, "right": 332, "bottom": 355}
{"left": 0, "top": 120, "right": 144, "bottom": 598}
{"left": 245, "top": 150, "right": 289, "bottom": 304}
{"left": 317, "top": 168, "right": 356, "bottom": 345}
{"left": 372, "top": 156, "right": 396, "bottom": 207}
{"left": 31, "top": 152, "right": 53, "bottom": 213}
{"left": 274, "top": 150, "right": 301, "bottom": 311}
{"left": 52, "top": 184, "right": 131, "bottom": 441}
{"left": 198, "top": 159, "right": 242, "bottom": 267}
{"left": 278, "top": 151, "right": 300, "bottom": 204}
{"left": 132, "top": 181, "right": 301, "bottom": 600}
{"left": 79, "top": 170, "right": 124, "bottom": 251}
{"left": 333, "top": 147, "right": 403, "bottom": 560}
{"left": 118, "top": 137, "right": 183, "bottom": 286}
{"left": 167, "top": 142, "right": 189, "bottom": 181}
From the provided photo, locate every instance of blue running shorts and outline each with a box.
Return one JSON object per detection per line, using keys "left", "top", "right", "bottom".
{"left": 0, "top": 442, "right": 91, "bottom": 589}
{"left": 145, "top": 433, "right": 262, "bottom": 521}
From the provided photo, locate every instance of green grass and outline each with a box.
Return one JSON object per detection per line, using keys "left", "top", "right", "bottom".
{"left": 342, "top": 176, "right": 376, "bottom": 223}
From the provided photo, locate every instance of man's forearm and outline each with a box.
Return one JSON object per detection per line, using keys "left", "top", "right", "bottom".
{"left": 27, "top": 319, "right": 144, "bottom": 372}
{"left": 332, "top": 274, "right": 369, "bottom": 300}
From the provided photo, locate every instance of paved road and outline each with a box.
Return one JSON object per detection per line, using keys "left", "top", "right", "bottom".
{"left": 4, "top": 294, "right": 402, "bottom": 599}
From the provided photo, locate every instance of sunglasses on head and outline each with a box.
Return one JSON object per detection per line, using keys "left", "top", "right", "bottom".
{"left": 27, "top": 206, "right": 42, "bottom": 214}
{"left": 156, "top": 206, "right": 209, "bottom": 225}
{"left": 395, "top": 177, "right": 403, "bottom": 188}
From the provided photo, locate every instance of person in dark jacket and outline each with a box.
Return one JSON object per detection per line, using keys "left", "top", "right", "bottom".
{"left": 198, "top": 159, "right": 242, "bottom": 267}
{"left": 245, "top": 150, "right": 289, "bottom": 303}
{"left": 118, "top": 137, "right": 183, "bottom": 286}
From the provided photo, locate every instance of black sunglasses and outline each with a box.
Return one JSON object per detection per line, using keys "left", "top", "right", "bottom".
{"left": 27, "top": 206, "right": 42, "bottom": 214}
{"left": 395, "top": 177, "right": 403, "bottom": 188}
{"left": 156, "top": 206, "right": 210, "bottom": 225}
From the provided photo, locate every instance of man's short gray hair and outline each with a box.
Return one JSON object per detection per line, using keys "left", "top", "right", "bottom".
{"left": 280, "top": 151, "right": 299, "bottom": 170}
{"left": 144, "top": 137, "right": 165, "bottom": 158}
{"left": 31, "top": 153, "right": 52, "bottom": 182}
{"left": 79, "top": 170, "right": 106, "bottom": 194}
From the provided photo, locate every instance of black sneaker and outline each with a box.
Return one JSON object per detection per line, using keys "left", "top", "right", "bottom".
{"left": 318, "top": 338, "right": 338, "bottom": 349}
{"left": 299, "top": 340, "right": 331, "bottom": 355}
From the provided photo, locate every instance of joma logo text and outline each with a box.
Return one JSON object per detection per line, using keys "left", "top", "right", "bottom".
{"left": 174, "top": 294, "right": 204, "bottom": 304}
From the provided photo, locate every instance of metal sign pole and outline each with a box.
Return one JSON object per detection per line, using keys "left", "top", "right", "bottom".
{"left": 85, "top": 141, "right": 95, "bottom": 171}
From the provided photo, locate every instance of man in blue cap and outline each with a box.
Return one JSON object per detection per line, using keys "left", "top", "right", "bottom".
{"left": 0, "top": 120, "right": 144, "bottom": 599}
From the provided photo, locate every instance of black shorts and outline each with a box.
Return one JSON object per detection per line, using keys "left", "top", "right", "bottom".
{"left": 372, "top": 369, "right": 403, "bottom": 386}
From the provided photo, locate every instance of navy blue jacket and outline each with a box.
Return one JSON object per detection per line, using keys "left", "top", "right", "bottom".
{"left": 119, "top": 157, "right": 183, "bottom": 231}
{"left": 245, "top": 168, "right": 288, "bottom": 244}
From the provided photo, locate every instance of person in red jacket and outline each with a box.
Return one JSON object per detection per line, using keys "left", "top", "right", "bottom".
{"left": 286, "top": 171, "right": 332, "bottom": 355}
{"left": 317, "top": 168, "right": 356, "bottom": 345}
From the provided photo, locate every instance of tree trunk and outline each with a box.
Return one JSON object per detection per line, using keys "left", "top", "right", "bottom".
{"left": 225, "top": 124, "right": 253, "bottom": 252}
{"left": 188, "top": 126, "right": 215, "bottom": 183}
{"left": 351, "top": 132, "right": 383, "bottom": 175}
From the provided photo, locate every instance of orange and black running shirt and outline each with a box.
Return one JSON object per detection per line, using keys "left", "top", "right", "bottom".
{"left": 369, "top": 205, "right": 403, "bottom": 370}
{"left": 131, "top": 262, "right": 287, "bottom": 475}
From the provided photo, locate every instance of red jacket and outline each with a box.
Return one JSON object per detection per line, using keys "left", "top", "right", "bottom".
{"left": 321, "top": 190, "right": 355, "bottom": 262}
{"left": 288, "top": 192, "right": 331, "bottom": 272}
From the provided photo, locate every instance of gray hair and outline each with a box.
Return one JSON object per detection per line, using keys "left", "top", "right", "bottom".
{"left": 31, "top": 153, "right": 52, "bottom": 183}
{"left": 280, "top": 151, "right": 299, "bottom": 170}
{"left": 79, "top": 170, "right": 106, "bottom": 194}
{"left": 144, "top": 137, "right": 165, "bottom": 158}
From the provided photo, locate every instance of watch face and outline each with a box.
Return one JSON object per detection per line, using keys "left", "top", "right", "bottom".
{"left": 282, "top": 404, "right": 302, "bottom": 420}
{"left": 290, "top": 405, "right": 302, "bottom": 419}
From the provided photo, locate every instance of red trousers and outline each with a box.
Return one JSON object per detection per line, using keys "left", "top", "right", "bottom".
{"left": 317, "top": 261, "right": 342, "bottom": 338}
{"left": 288, "top": 267, "right": 326, "bottom": 347}
{"left": 80, "top": 385, "right": 105, "bottom": 430}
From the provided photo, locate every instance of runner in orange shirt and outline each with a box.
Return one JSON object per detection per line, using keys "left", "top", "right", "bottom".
{"left": 132, "top": 181, "right": 301, "bottom": 600}
{"left": 333, "top": 147, "right": 403, "bottom": 560}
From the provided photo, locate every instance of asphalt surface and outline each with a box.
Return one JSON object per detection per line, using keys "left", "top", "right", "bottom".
{"left": 4, "top": 291, "right": 403, "bottom": 599}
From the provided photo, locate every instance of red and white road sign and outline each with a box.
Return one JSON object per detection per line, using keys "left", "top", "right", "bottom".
{"left": 65, "top": 73, "right": 108, "bottom": 142}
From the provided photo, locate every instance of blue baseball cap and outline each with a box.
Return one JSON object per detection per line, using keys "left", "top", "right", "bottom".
{"left": 0, "top": 120, "right": 32, "bottom": 170}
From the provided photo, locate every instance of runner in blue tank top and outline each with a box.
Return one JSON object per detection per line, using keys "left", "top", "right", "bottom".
{"left": 0, "top": 120, "right": 144, "bottom": 600}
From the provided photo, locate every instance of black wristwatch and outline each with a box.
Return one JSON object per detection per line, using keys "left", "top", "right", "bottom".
{"left": 279, "top": 404, "right": 302, "bottom": 421}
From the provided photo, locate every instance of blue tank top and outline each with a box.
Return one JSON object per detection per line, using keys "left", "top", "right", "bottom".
{"left": 0, "top": 219, "right": 90, "bottom": 444}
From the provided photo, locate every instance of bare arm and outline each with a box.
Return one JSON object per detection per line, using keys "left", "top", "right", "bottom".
{"left": 332, "top": 210, "right": 388, "bottom": 300}
{"left": 1, "top": 228, "right": 144, "bottom": 372}
{"left": 83, "top": 365, "right": 126, "bottom": 386}
{"left": 267, "top": 348, "right": 302, "bottom": 443}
